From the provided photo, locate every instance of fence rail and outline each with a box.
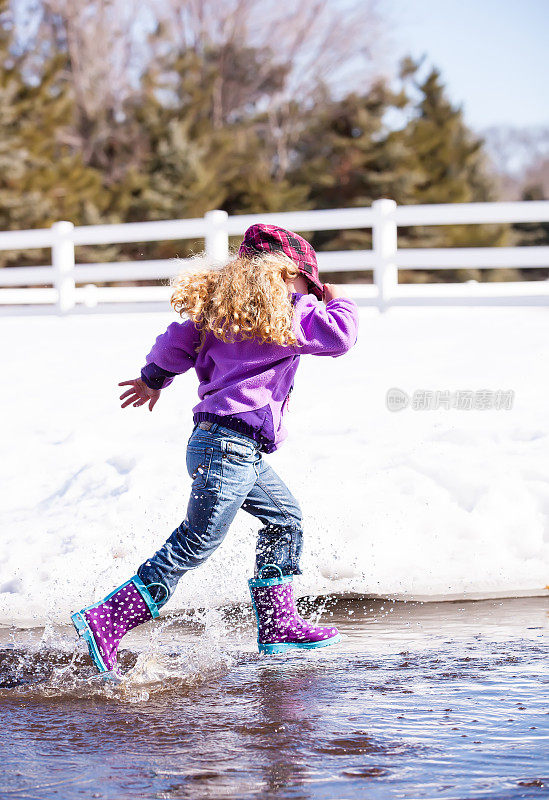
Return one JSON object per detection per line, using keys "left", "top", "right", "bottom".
{"left": 1, "top": 199, "right": 548, "bottom": 314}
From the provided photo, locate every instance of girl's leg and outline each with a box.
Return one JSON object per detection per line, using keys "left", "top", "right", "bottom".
{"left": 240, "top": 458, "right": 304, "bottom": 578}
{"left": 137, "top": 425, "right": 261, "bottom": 605}
{"left": 242, "top": 458, "right": 341, "bottom": 652}
{"left": 72, "top": 424, "right": 261, "bottom": 674}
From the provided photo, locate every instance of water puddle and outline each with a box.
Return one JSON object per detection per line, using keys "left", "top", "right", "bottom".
{"left": 0, "top": 597, "right": 547, "bottom": 799}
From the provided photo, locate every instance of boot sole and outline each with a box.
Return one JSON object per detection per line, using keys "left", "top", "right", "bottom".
{"left": 71, "top": 611, "right": 112, "bottom": 675}
{"left": 258, "top": 633, "right": 342, "bottom": 655}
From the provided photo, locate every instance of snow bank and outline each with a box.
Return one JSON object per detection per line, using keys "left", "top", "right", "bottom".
{"left": 1, "top": 305, "right": 548, "bottom": 625}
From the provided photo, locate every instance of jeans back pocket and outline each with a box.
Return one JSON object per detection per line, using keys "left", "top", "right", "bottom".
{"left": 221, "top": 439, "right": 256, "bottom": 461}
{"left": 186, "top": 446, "right": 214, "bottom": 490}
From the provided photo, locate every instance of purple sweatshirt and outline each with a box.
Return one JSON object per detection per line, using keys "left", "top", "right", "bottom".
{"left": 141, "top": 292, "right": 359, "bottom": 453}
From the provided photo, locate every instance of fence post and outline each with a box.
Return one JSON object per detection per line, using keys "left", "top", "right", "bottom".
{"left": 204, "top": 209, "right": 229, "bottom": 263}
{"left": 372, "top": 199, "right": 398, "bottom": 312}
{"left": 52, "top": 220, "right": 76, "bottom": 313}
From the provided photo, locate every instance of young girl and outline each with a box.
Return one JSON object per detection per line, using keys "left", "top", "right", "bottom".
{"left": 71, "top": 223, "right": 359, "bottom": 674}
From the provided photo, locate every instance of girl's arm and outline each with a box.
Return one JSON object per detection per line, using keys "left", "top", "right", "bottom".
{"left": 118, "top": 319, "right": 200, "bottom": 411}
{"left": 140, "top": 362, "right": 177, "bottom": 390}
{"left": 292, "top": 285, "right": 359, "bottom": 357}
{"left": 142, "top": 319, "right": 200, "bottom": 386}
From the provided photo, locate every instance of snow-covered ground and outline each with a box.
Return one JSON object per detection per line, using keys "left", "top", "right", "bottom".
{"left": 1, "top": 305, "right": 548, "bottom": 626}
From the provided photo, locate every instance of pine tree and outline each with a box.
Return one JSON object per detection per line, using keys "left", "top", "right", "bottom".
{"left": 399, "top": 61, "right": 508, "bottom": 255}
{"left": 0, "top": 2, "right": 106, "bottom": 266}
{"left": 223, "top": 104, "right": 310, "bottom": 217}
{"left": 122, "top": 44, "right": 310, "bottom": 261}
{"left": 292, "top": 81, "right": 408, "bottom": 221}
{"left": 121, "top": 47, "right": 240, "bottom": 261}
{"left": 512, "top": 184, "right": 549, "bottom": 280}
{"left": 287, "top": 79, "right": 410, "bottom": 283}
{"left": 391, "top": 58, "right": 512, "bottom": 281}
{"left": 512, "top": 184, "right": 549, "bottom": 246}
{"left": 0, "top": 1, "right": 38, "bottom": 241}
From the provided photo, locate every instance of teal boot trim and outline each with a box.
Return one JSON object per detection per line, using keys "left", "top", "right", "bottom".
{"left": 71, "top": 609, "right": 109, "bottom": 673}
{"left": 258, "top": 633, "right": 342, "bottom": 655}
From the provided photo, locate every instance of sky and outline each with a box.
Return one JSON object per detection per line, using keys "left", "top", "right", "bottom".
{"left": 385, "top": 0, "right": 548, "bottom": 132}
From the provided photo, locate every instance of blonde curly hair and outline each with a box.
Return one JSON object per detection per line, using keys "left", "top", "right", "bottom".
{"left": 170, "top": 250, "right": 301, "bottom": 350}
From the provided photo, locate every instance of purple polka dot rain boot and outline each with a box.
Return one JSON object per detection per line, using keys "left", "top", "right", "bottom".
{"left": 248, "top": 565, "right": 341, "bottom": 654}
{"left": 71, "top": 575, "right": 166, "bottom": 676}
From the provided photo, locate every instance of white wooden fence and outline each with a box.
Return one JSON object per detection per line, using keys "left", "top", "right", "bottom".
{"left": 1, "top": 198, "right": 549, "bottom": 314}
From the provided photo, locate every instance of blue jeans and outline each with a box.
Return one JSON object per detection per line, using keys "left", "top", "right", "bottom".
{"left": 137, "top": 421, "right": 303, "bottom": 607}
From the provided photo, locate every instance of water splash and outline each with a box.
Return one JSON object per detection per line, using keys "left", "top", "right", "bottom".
{"left": 0, "top": 606, "right": 237, "bottom": 703}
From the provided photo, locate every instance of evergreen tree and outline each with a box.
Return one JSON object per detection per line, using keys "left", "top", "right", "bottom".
{"left": 222, "top": 102, "right": 310, "bottom": 217}
{"left": 0, "top": 0, "right": 27, "bottom": 242}
{"left": 392, "top": 58, "right": 512, "bottom": 281}
{"left": 0, "top": 2, "right": 106, "bottom": 266}
{"left": 398, "top": 60, "right": 508, "bottom": 259}
{"left": 291, "top": 80, "right": 409, "bottom": 249}
{"left": 121, "top": 44, "right": 310, "bottom": 260}
{"left": 285, "top": 79, "right": 411, "bottom": 287}
{"left": 0, "top": 8, "right": 521, "bottom": 286}
{"left": 512, "top": 184, "right": 549, "bottom": 246}
{"left": 512, "top": 184, "right": 549, "bottom": 280}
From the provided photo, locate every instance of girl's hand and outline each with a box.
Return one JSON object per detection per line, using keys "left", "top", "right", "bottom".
{"left": 118, "top": 378, "right": 161, "bottom": 412}
{"left": 323, "top": 283, "right": 342, "bottom": 303}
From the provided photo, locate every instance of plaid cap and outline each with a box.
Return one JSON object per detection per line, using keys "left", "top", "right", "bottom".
{"left": 238, "top": 223, "right": 324, "bottom": 300}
